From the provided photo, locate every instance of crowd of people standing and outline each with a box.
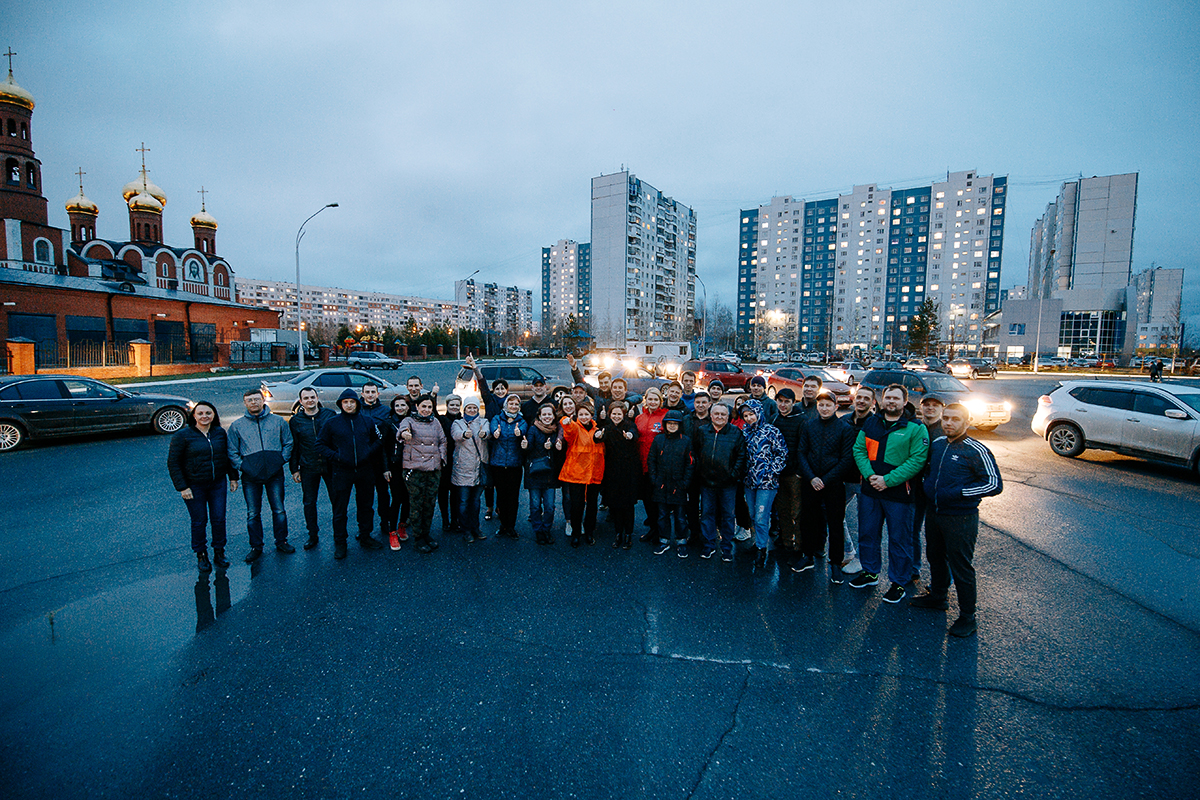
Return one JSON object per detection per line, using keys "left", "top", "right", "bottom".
{"left": 167, "top": 353, "right": 1002, "bottom": 637}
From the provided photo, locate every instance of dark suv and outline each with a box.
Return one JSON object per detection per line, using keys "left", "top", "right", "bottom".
{"left": 680, "top": 359, "right": 752, "bottom": 392}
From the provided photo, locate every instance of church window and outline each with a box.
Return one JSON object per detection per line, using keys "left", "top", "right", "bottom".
{"left": 26, "top": 162, "right": 36, "bottom": 189}
{"left": 5, "top": 158, "right": 17, "bottom": 184}
{"left": 34, "top": 239, "right": 51, "bottom": 264}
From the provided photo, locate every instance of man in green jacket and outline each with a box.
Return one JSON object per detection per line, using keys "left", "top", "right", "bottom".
{"left": 850, "top": 383, "right": 930, "bottom": 603}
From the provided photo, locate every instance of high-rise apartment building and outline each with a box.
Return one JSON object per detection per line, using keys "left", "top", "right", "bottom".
{"left": 1127, "top": 265, "right": 1183, "bottom": 352}
{"left": 541, "top": 239, "right": 591, "bottom": 339}
{"left": 455, "top": 279, "right": 535, "bottom": 345}
{"left": 237, "top": 278, "right": 462, "bottom": 332}
{"left": 740, "top": 170, "right": 1006, "bottom": 355}
{"left": 591, "top": 171, "right": 696, "bottom": 348}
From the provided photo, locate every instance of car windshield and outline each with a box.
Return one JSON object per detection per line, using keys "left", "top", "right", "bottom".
{"left": 921, "top": 374, "right": 971, "bottom": 393}
{"left": 288, "top": 371, "right": 315, "bottom": 384}
{"left": 1175, "top": 394, "right": 1200, "bottom": 414}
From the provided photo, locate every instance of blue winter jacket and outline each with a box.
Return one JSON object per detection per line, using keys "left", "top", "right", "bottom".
{"left": 742, "top": 399, "right": 788, "bottom": 490}
{"left": 488, "top": 412, "right": 529, "bottom": 468}
{"left": 922, "top": 434, "right": 1003, "bottom": 515}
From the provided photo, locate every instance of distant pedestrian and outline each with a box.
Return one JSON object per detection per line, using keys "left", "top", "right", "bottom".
{"left": 911, "top": 402, "right": 1003, "bottom": 637}
{"left": 227, "top": 389, "right": 294, "bottom": 562}
{"left": 288, "top": 387, "right": 336, "bottom": 551}
{"left": 168, "top": 401, "right": 238, "bottom": 572}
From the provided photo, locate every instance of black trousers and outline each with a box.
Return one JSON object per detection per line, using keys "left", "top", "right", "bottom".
{"left": 564, "top": 482, "right": 600, "bottom": 537}
{"left": 492, "top": 465, "right": 523, "bottom": 531}
{"left": 639, "top": 472, "right": 658, "bottom": 534}
{"left": 372, "top": 467, "right": 393, "bottom": 535}
{"left": 299, "top": 469, "right": 332, "bottom": 538}
{"left": 330, "top": 468, "right": 375, "bottom": 543}
{"left": 925, "top": 511, "right": 979, "bottom": 615}
{"left": 800, "top": 480, "right": 846, "bottom": 562}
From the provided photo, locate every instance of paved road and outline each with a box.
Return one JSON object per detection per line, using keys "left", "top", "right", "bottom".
{"left": 2, "top": 364, "right": 1198, "bottom": 798}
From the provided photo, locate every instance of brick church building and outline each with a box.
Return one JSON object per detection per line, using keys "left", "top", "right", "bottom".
{"left": 0, "top": 58, "right": 277, "bottom": 373}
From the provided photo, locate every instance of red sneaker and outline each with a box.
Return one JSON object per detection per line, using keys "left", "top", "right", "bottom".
{"left": 396, "top": 525, "right": 409, "bottom": 542}
{"left": 389, "top": 530, "right": 401, "bottom": 551}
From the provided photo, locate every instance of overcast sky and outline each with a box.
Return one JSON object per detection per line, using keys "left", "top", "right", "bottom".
{"left": 12, "top": 0, "right": 1200, "bottom": 324}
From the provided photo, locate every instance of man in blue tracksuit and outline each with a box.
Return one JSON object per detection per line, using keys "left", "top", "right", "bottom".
{"left": 911, "top": 402, "right": 1003, "bottom": 638}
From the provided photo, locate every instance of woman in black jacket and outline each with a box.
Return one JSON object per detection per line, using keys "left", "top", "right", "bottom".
{"left": 598, "top": 401, "right": 640, "bottom": 550}
{"left": 384, "top": 396, "right": 411, "bottom": 544}
{"left": 167, "top": 401, "right": 238, "bottom": 573}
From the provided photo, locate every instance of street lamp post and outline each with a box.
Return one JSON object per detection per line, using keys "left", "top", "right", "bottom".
{"left": 457, "top": 269, "right": 480, "bottom": 359}
{"left": 694, "top": 274, "right": 706, "bottom": 355}
{"left": 295, "top": 203, "right": 338, "bottom": 370}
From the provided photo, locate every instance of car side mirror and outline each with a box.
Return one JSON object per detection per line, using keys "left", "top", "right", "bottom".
{"left": 1164, "top": 409, "right": 1189, "bottom": 420}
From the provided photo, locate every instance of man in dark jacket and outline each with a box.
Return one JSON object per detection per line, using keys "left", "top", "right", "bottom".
{"left": 794, "top": 390, "right": 856, "bottom": 578}
{"left": 317, "top": 388, "right": 387, "bottom": 559}
{"left": 683, "top": 391, "right": 712, "bottom": 540}
{"left": 911, "top": 402, "right": 1003, "bottom": 638}
{"left": 694, "top": 402, "right": 747, "bottom": 561}
{"left": 648, "top": 409, "right": 694, "bottom": 558}
{"left": 909, "top": 393, "right": 946, "bottom": 583}
{"left": 662, "top": 381, "right": 688, "bottom": 415}
{"left": 795, "top": 375, "right": 822, "bottom": 422}
{"left": 289, "top": 387, "right": 335, "bottom": 551}
{"left": 771, "top": 387, "right": 806, "bottom": 564}
{"left": 227, "top": 389, "right": 294, "bottom": 562}
{"left": 520, "top": 377, "right": 552, "bottom": 424}
{"left": 358, "top": 382, "right": 394, "bottom": 541}
{"left": 747, "top": 377, "right": 779, "bottom": 425}
{"left": 851, "top": 384, "right": 930, "bottom": 603}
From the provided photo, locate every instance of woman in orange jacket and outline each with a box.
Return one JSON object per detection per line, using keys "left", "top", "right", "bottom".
{"left": 557, "top": 404, "right": 605, "bottom": 547}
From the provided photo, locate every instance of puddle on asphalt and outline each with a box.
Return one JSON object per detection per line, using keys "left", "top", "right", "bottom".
{"left": 0, "top": 568, "right": 252, "bottom": 715}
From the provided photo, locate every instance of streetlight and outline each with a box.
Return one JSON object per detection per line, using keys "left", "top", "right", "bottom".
{"left": 295, "top": 203, "right": 338, "bottom": 370}
{"left": 457, "top": 269, "right": 480, "bottom": 359}
{"left": 694, "top": 274, "right": 706, "bottom": 354}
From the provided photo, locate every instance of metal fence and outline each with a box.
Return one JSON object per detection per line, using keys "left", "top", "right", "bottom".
{"left": 153, "top": 334, "right": 190, "bottom": 365}
{"left": 40, "top": 340, "right": 133, "bottom": 368}
{"left": 230, "top": 341, "right": 276, "bottom": 363}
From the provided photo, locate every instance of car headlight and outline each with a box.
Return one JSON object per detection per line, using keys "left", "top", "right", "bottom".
{"left": 963, "top": 399, "right": 986, "bottom": 418}
{"left": 1003, "top": 401, "right": 1012, "bottom": 412}
{"left": 261, "top": 387, "right": 272, "bottom": 399}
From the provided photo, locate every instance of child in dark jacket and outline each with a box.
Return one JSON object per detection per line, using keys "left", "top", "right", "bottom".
{"left": 647, "top": 410, "right": 694, "bottom": 557}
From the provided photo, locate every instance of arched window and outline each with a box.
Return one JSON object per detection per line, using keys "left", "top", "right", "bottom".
{"left": 5, "top": 158, "right": 17, "bottom": 184}
{"left": 33, "top": 239, "right": 52, "bottom": 264}
{"left": 5, "top": 119, "right": 14, "bottom": 136}
{"left": 20, "top": 122, "right": 27, "bottom": 140}
{"left": 215, "top": 270, "right": 225, "bottom": 286}
{"left": 25, "top": 163, "right": 36, "bottom": 189}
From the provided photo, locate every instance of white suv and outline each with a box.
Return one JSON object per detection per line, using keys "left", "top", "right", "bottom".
{"left": 1032, "top": 380, "right": 1200, "bottom": 471}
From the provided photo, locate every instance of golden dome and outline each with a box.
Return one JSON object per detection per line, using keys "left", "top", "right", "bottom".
{"left": 190, "top": 209, "right": 217, "bottom": 229}
{"left": 66, "top": 191, "right": 98, "bottom": 215}
{"left": 0, "top": 71, "right": 34, "bottom": 111}
{"left": 128, "top": 191, "right": 163, "bottom": 213}
{"left": 121, "top": 174, "right": 167, "bottom": 205}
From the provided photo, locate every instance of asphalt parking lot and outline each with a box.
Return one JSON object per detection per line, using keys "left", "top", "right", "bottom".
{"left": 1, "top": 362, "right": 1197, "bottom": 798}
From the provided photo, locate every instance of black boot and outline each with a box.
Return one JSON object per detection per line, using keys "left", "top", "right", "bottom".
{"left": 622, "top": 530, "right": 632, "bottom": 550}
{"left": 197, "top": 551, "right": 212, "bottom": 573}
{"left": 212, "top": 548, "right": 230, "bottom": 569}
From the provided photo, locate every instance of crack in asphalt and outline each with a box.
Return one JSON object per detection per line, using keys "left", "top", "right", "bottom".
{"left": 686, "top": 665, "right": 750, "bottom": 800}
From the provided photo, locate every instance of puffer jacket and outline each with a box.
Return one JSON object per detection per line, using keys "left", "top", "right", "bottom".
{"left": 741, "top": 400, "right": 788, "bottom": 490}
{"left": 168, "top": 425, "right": 237, "bottom": 490}
{"left": 693, "top": 421, "right": 747, "bottom": 488}
{"left": 600, "top": 418, "right": 640, "bottom": 497}
{"left": 795, "top": 413, "right": 856, "bottom": 485}
{"left": 647, "top": 428, "right": 693, "bottom": 504}
{"left": 289, "top": 406, "right": 336, "bottom": 474}
{"left": 396, "top": 413, "right": 447, "bottom": 471}
{"left": 773, "top": 410, "right": 806, "bottom": 476}
{"left": 559, "top": 418, "right": 605, "bottom": 485}
{"left": 488, "top": 412, "right": 529, "bottom": 468}
{"left": 450, "top": 416, "right": 489, "bottom": 487}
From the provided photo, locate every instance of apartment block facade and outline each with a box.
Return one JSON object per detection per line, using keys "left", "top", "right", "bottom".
{"left": 739, "top": 170, "right": 1006, "bottom": 356}
{"left": 455, "top": 278, "right": 535, "bottom": 342}
{"left": 238, "top": 277, "right": 462, "bottom": 333}
{"left": 541, "top": 239, "right": 591, "bottom": 339}
{"left": 590, "top": 171, "right": 696, "bottom": 348}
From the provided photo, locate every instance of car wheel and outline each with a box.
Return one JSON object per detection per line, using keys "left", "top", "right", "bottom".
{"left": 1047, "top": 422, "right": 1085, "bottom": 458}
{"left": 0, "top": 420, "right": 26, "bottom": 452}
{"left": 970, "top": 370, "right": 978, "bottom": 380}
{"left": 153, "top": 407, "right": 187, "bottom": 435}
{"left": 975, "top": 424, "right": 997, "bottom": 432}
{"left": 292, "top": 401, "right": 303, "bottom": 415}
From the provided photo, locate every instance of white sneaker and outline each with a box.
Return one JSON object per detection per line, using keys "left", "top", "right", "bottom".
{"left": 734, "top": 527, "right": 753, "bottom": 542}
{"left": 841, "top": 556, "right": 863, "bottom": 574}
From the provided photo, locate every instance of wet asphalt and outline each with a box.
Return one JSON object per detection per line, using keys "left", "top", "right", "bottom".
{"left": 1, "top": 364, "right": 1198, "bottom": 799}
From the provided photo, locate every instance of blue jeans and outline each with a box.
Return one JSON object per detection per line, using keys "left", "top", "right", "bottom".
{"left": 857, "top": 493, "right": 914, "bottom": 585}
{"left": 744, "top": 487, "right": 778, "bottom": 550}
{"left": 458, "top": 484, "right": 482, "bottom": 537}
{"left": 657, "top": 503, "right": 686, "bottom": 545}
{"left": 243, "top": 473, "right": 288, "bottom": 547}
{"left": 700, "top": 485, "right": 737, "bottom": 554}
{"left": 184, "top": 480, "right": 227, "bottom": 553}
{"left": 527, "top": 487, "right": 556, "bottom": 537}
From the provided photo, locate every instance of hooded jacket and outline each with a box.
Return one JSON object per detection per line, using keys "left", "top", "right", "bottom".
{"left": 647, "top": 412, "right": 693, "bottom": 504}
{"left": 396, "top": 412, "right": 447, "bottom": 471}
{"left": 559, "top": 417, "right": 605, "bottom": 485}
{"left": 227, "top": 406, "right": 293, "bottom": 483}
{"left": 289, "top": 405, "right": 336, "bottom": 474}
{"left": 488, "top": 410, "right": 529, "bottom": 468}
{"left": 316, "top": 389, "right": 383, "bottom": 473}
{"left": 923, "top": 433, "right": 1003, "bottom": 515}
{"left": 740, "top": 399, "right": 788, "bottom": 490}
{"left": 450, "top": 415, "right": 489, "bottom": 486}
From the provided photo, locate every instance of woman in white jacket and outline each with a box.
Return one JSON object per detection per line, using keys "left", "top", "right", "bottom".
{"left": 450, "top": 399, "right": 490, "bottom": 543}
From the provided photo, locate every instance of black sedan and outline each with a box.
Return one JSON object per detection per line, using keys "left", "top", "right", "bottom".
{"left": 0, "top": 374, "right": 194, "bottom": 451}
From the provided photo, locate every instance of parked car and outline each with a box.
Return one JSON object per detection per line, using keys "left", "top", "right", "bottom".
{"left": 906, "top": 356, "right": 950, "bottom": 374}
{"left": 261, "top": 369, "right": 403, "bottom": 416}
{"left": 765, "top": 366, "right": 853, "bottom": 407}
{"left": 719, "top": 351, "right": 742, "bottom": 366}
{"left": 826, "top": 361, "right": 866, "bottom": 385}
{"left": 680, "top": 359, "right": 752, "bottom": 392}
{"left": 949, "top": 358, "right": 998, "bottom": 380}
{"left": 1032, "top": 380, "right": 1200, "bottom": 471}
{"left": 1036, "top": 356, "right": 1069, "bottom": 370}
{"left": 858, "top": 369, "right": 1012, "bottom": 431}
{"left": 0, "top": 374, "right": 194, "bottom": 452}
{"left": 454, "top": 362, "right": 568, "bottom": 408}
{"left": 512, "top": 347, "right": 530, "bottom": 358}
{"left": 347, "top": 351, "right": 404, "bottom": 370}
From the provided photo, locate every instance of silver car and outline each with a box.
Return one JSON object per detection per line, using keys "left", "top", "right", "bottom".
{"left": 260, "top": 369, "right": 404, "bottom": 417}
{"left": 1032, "top": 380, "right": 1200, "bottom": 470}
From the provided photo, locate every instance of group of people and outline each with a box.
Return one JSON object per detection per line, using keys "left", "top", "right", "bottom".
{"left": 167, "top": 354, "right": 1002, "bottom": 637}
